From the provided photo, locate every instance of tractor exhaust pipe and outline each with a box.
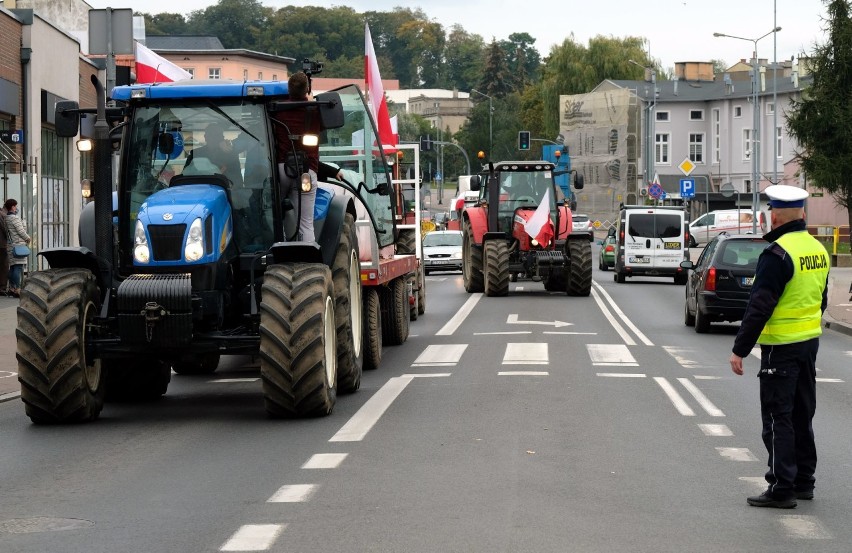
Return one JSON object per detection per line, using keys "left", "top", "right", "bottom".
{"left": 91, "top": 75, "right": 114, "bottom": 280}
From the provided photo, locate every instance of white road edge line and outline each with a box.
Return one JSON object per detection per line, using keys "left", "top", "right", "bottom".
{"left": 589, "top": 287, "right": 635, "bottom": 346}
{"left": 436, "top": 293, "right": 482, "bottom": 336}
{"left": 592, "top": 281, "right": 654, "bottom": 346}
{"left": 677, "top": 378, "right": 725, "bottom": 417}
{"left": 653, "top": 377, "right": 696, "bottom": 416}
{"left": 220, "top": 524, "right": 285, "bottom": 551}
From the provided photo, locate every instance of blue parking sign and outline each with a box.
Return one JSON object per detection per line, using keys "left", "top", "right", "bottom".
{"left": 680, "top": 178, "right": 695, "bottom": 198}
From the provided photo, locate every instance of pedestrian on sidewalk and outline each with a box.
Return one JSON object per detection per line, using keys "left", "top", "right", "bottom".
{"left": 0, "top": 200, "right": 9, "bottom": 295}
{"left": 4, "top": 199, "right": 31, "bottom": 298}
{"left": 730, "top": 184, "right": 830, "bottom": 510}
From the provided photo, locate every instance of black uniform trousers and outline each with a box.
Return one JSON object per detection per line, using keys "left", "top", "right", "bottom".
{"left": 758, "top": 338, "right": 818, "bottom": 499}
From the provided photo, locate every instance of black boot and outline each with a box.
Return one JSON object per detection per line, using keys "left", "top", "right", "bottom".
{"left": 747, "top": 492, "right": 797, "bottom": 509}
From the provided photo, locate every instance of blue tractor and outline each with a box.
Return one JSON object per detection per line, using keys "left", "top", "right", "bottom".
{"left": 16, "top": 73, "right": 409, "bottom": 423}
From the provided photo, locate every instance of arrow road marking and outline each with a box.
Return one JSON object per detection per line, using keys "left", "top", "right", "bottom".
{"left": 506, "top": 314, "right": 572, "bottom": 327}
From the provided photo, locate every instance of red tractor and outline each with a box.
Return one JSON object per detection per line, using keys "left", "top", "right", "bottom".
{"left": 461, "top": 160, "right": 592, "bottom": 296}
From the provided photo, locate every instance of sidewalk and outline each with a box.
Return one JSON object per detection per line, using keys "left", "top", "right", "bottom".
{"left": 2, "top": 266, "right": 851, "bottom": 404}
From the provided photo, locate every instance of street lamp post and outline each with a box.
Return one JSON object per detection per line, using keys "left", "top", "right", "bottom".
{"left": 628, "top": 60, "right": 656, "bottom": 197}
{"left": 470, "top": 88, "right": 493, "bottom": 159}
{"left": 713, "top": 27, "right": 781, "bottom": 233}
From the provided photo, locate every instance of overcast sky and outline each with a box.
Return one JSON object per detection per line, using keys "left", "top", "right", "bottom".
{"left": 86, "top": 0, "right": 828, "bottom": 71}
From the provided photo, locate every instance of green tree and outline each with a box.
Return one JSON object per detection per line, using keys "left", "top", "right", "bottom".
{"left": 444, "top": 25, "right": 486, "bottom": 91}
{"left": 140, "top": 12, "right": 188, "bottom": 36}
{"left": 499, "top": 32, "right": 541, "bottom": 90}
{"left": 786, "top": 0, "right": 852, "bottom": 238}
{"left": 478, "top": 39, "right": 513, "bottom": 98}
{"left": 187, "top": 0, "right": 269, "bottom": 49}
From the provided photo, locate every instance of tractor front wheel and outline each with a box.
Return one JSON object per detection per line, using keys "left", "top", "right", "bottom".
{"left": 566, "top": 239, "right": 593, "bottom": 296}
{"left": 484, "top": 240, "right": 510, "bottom": 297}
{"left": 462, "top": 220, "right": 484, "bottom": 293}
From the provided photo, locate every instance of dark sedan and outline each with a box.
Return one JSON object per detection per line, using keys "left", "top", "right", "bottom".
{"left": 681, "top": 233, "right": 768, "bottom": 333}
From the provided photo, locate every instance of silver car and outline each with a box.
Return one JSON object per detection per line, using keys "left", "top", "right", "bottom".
{"left": 572, "top": 213, "right": 592, "bottom": 232}
{"left": 422, "top": 230, "right": 463, "bottom": 274}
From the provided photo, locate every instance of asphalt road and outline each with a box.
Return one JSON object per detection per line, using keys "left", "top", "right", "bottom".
{"left": 1, "top": 245, "right": 851, "bottom": 552}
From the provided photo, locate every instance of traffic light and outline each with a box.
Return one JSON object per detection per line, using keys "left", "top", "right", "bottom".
{"left": 518, "top": 130, "right": 531, "bottom": 151}
{"left": 419, "top": 134, "right": 432, "bottom": 152}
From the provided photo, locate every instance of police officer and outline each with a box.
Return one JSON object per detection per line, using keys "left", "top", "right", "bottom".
{"left": 730, "top": 184, "right": 830, "bottom": 509}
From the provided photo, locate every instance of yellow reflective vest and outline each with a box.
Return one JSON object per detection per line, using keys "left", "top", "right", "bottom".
{"left": 757, "top": 231, "right": 829, "bottom": 345}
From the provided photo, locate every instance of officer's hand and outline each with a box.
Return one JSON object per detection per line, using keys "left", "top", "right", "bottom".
{"left": 730, "top": 353, "right": 744, "bottom": 376}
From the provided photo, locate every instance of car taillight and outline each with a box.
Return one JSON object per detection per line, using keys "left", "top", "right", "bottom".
{"left": 605, "top": 245, "right": 614, "bottom": 252}
{"left": 704, "top": 266, "right": 716, "bottom": 291}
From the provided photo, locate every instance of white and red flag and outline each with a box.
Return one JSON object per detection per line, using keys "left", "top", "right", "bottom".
{"left": 135, "top": 41, "right": 192, "bottom": 83}
{"left": 365, "top": 23, "right": 397, "bottom": 150}
{"left": 523, "top": 188, "right": 554, "bottom": 245}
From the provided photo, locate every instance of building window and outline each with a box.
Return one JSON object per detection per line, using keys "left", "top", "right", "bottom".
{"left": 209, "top": 67, "right": 221, "bottom": 79}
{"left": 743, "top": 129, "right": 752, "bottom": 160}
{"left": 712, "top": 108, "right": 721, "bottom": 164}
{"left": 272, "top": 74, "right": 277, "bottom": 81}
{"left": 655, "top": 133, "right": 670, "bottom": 164}
{"left": 186, "top": 68, "right": 195, "bottom": 78}
{"left": 776, "top": 127, "right": 783, "bottom": 159}
{"left": 258, "top": 72, "right": 263, "bottom": 80}
{"left": 243, "top": 69, "right": 248, "bottom": 80}
{"left": 766, "top": 102, "right": 775, "bottom": 115}
{"left": 689, "top": 133, "right": 704, "bottom": 164}
{"left": 655, "top": 111, "right": 670, "bottom": 122}
{"left": 689, "top": 109, "right": 704, "bottom": 121}
{"left": 734, "top": 106, "right": 742, "bottom": 118}
{"left": 744, "top": 179, "right": 753, "bottom": 194}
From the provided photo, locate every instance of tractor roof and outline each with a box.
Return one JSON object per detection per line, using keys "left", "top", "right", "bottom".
{"left": 112, "top": 79, "right": 289, "bottom": 101}
{"left": 492, "top": 161, "right": 555, "bottom": 172}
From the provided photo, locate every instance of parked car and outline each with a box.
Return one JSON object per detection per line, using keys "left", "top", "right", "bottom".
{"left": 422, "top": 230, "right": 463, "bottom": 274}
{"left": 688, "top": 209, "right": 770, "bottom": 247}
{"left": 681, "top": 232, "right": 768, "bottom": 333}
{"left": 572, "top": 213, "right": 592, "bottom": 232}
{"left": 598, "top": 227, "right": 616, "bottom": 270}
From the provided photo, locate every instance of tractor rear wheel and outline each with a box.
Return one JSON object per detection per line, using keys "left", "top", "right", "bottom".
{"left": 105, "top": 357, "right": 171, "bottom": 402}
{"left": 332, "top": 214, "right": 362, "bottom": 395}
{"left": 260, "top": 264, "right": 337, "bottom": 418}
{"left": 362, "top": 288, "right": 382, "bottom": 370}
{"left": 462, "top": 220, "right": 483, "bottom": 293}
{"left": 566, "top": 239, "right": 593, "bottom": 296}
{"left": 379, "top": 277, "right": 409, "bottom": 346}
{"left": 16, "top": 269, "right": 106, "bottom": 424}
{"left": 484, "top": 240, "right": 509, "bottom": 297}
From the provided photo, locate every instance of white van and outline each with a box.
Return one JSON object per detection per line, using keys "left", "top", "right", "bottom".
{"left": 614, "top": 205, "right": 689, "bottom": 284}
{"left": 688, "top": 209, "right": 768, "bottom": 246}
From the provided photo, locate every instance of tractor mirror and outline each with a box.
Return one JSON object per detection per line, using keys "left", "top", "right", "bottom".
{"left": 314, "top": 92, "right": 344, "bottom": 130}
{"left": 469, "top": 175, "right": 481, "bottom": 191}
{"left": 574, "top": 172, "right": 585, "bottom": 190}
{"left": 55, "top": 100, "right": 81, "bottom": 138}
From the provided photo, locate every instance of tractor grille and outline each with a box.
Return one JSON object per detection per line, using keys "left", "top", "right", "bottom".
{"left": 148, "top": 224, "right": 186, "bottom": 261}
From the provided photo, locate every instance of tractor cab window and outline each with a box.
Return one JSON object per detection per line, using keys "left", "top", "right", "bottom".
{"left": 495, "top": 170, "right": 557, "bottom": 234}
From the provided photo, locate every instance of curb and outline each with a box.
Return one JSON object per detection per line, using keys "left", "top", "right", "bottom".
{"left": 0, "top": 391, "right": 20, "bottom": 403}
{"left": 823, "top": 314, "right": 852, "bottom": 338}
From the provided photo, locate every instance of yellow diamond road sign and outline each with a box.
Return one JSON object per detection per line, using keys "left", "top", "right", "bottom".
{"left": 678, "top": 158, "right": 696, "bottom": 176}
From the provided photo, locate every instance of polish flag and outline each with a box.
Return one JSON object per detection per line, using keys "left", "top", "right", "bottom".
{"left": 135, "top": 41, "right": 192, "bottom": 84}
{"left": 523, "top": 188, "right": 554, "bottom": 246}
{"left": 365, "top": 23, "right": 397, "bottom": 150}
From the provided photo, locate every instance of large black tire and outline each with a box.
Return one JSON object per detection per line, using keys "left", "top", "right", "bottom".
{"left": 684, "top": 296, "right": 696, "bottom": 327}
{"left": 674, "top": 273, "right": 688, "bottom": 285}
{"left": 397, "top": 228, "right": 416, "bottom": 255}
{"left": 484, "top": 240, "right": 509, "bottom": 297}
{"left": 260, "top": 264, "right": 337, "bottom": 418}
{"left": 462, "top": 220, "right": 484, "bottom": 293}
{"left": 362, "top": 288, "right": 382, "bottom": 371}
{"left": 379, "top": 277, "right": 409, "bottom": 346}
{"left": 332, "top": 214, "right": 362, "bottom": 395}
{"left": 417, "top": 264, "right": 426, "bottom": 315}
{"left": 105, "top": 358, "right": 171, "bottom": 402}
{"left": 16, "top": 269, "right": 106, "bottom": 424}
{"left": 566, "top": 238, "right": 593, "bottom": 296}
{"left": 544, "top": 268, "right": 566, "bottom": 292}
{"left": 614, "top": 271, "right": 626, "bottom": 284}
{"left": 694, "top": 306, "right": 711, "bottom": 334}
{"left": 172, "top": 353, "right": 220, "bottom": 375}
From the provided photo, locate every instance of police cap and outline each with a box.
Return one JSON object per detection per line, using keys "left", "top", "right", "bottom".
{"left": 765, "top": 184, "right": 808, "bottom": 209}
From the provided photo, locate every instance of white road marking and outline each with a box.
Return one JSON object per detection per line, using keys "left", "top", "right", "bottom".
{"left": 738, "top": 476, "right": 767, "bottom": 491}
{"left": 662, "top": 346, "right": 705, "bottom": 368}
{"left": 502, "top": 343, "right": 548, "bottom": 365}
{"left": 716, "top": 447, "right": 760, "bottom": 462}
{"left": 0, "top": 391, "right": 21, "bottom": 402}
{"left": 267, "top": 484, "right": 317, "bottom": 503}
{"left": 411, "top": 344, "right": 467, "bottom": 367}
{"left": 506, "top": 314, "right": 572, "bottom": 327}
{"left": 220, "top": 524, "right": 284, "bottom": 551}
{"left": 544, "top": 331, "right": 598, "bottom": 335}
{"left": 498, "top": 371, "right": 549, "bottom": 376}
{"left": 210, "top": 378, "right": 260, "bottom": 383}
{"left": 590, "top": 287, "right": 635, "bottom": 345}
{"left": 779, "top": 515, "right": 833, "bottom": 540}
{"left": 653, "top": 377, "right": 695, "bottom": 416}
{"left": 302, "top": 453, "right": 348, "bottom": 469}
{"left": 515, "top": 286, "right": 524, "bottom": 291}
{"left": 597, "top": 373, "right": 646, "bottom": 378}
{"left": 694, "top": 375, "right": 722, "bottom": 380}
{"left": 677, "top": 378, "right": 725, "bottom": 417}
{"left": 698, "top": 424, "right": 732, "bottom": 437}
{"left": 436, "top": 293, "right": 481, "bottom": 336}
{"left": 816, "top": 378, "right": 844, "bottom": 383}
{"left": 475, "top": 331, "right": 532, "bottom": 335}
{"left": 587, "top": 344, "right": 638, "bottom": 366}
{"left": 592, "top": 281, "right": 654, "bottom": 345}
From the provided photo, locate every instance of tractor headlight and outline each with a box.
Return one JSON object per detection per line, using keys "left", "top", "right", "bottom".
{"left": 184, "top": 217, "right": 204, "bottom": 262}
{"left": 531, "top": 239, "right": 539, "bottom": 247}
{"left": 133, "top": 220, "right": 150, "bottom": 263}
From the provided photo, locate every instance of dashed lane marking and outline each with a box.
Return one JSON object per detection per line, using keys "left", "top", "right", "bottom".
{"left": 475, "top": 331, "right": 532, "bottom": 335}
{"left": 653, "top": 377, "right": 695, "bottom": 416}
{"left": 738, "top": 476, "right": 767, "bottom": 491}
{"left": 302, "top": 453, "right": 347, "bottom": 469}
{"left": 694, "top": 375, "right": 722, "bottom": 380}
{"left": 677, "top": 378, "right": 725, "bottom": 417}
{"left": 411, "top": 344, "right": 467, "bottom": 367}
{"left": 220, "top": 524, "right": 284, "bottom": 551}
{"left": 698, "top": 424, "right": 732, "bottom": 437}
{"left": 587, "top": 344, "right": 638, "bottom": 367}
{"left": 498, "top": 371, "right": 549, "bottom": 376}
{"left": 544, "top": 331, "right": 598, "bottom": 335}
{"left": 715, "top": 447, "right": 759, "bottom": 462}
{"left": 436, "top": 293, "right": 481, "bottom": 336}
{"left": 267, "top": 484, "right": 317, "bottom": 503}
{"left": 502, "top": 343, "right": 548, "bottom": 365}
{"left": 597, "top": 373, "right": 646, "bottom": 378}
{"left": 816, "top": 378, "right": 844, "bottom": 383}
{"left": 779, "top": 515, "right": 833, "bottom": 540}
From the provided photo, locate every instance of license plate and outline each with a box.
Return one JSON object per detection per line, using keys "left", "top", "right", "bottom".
{"left": 629, "top": 257, "right": 650, "bottom": 264}
{"left": 430, "top": 260, "right": 450, "bottom": 265}
{"left": 741, "top": 276, "right": 755, "bottom": 286}
{"left": 664, "top": 242, "right": 681, "bottom": 250}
